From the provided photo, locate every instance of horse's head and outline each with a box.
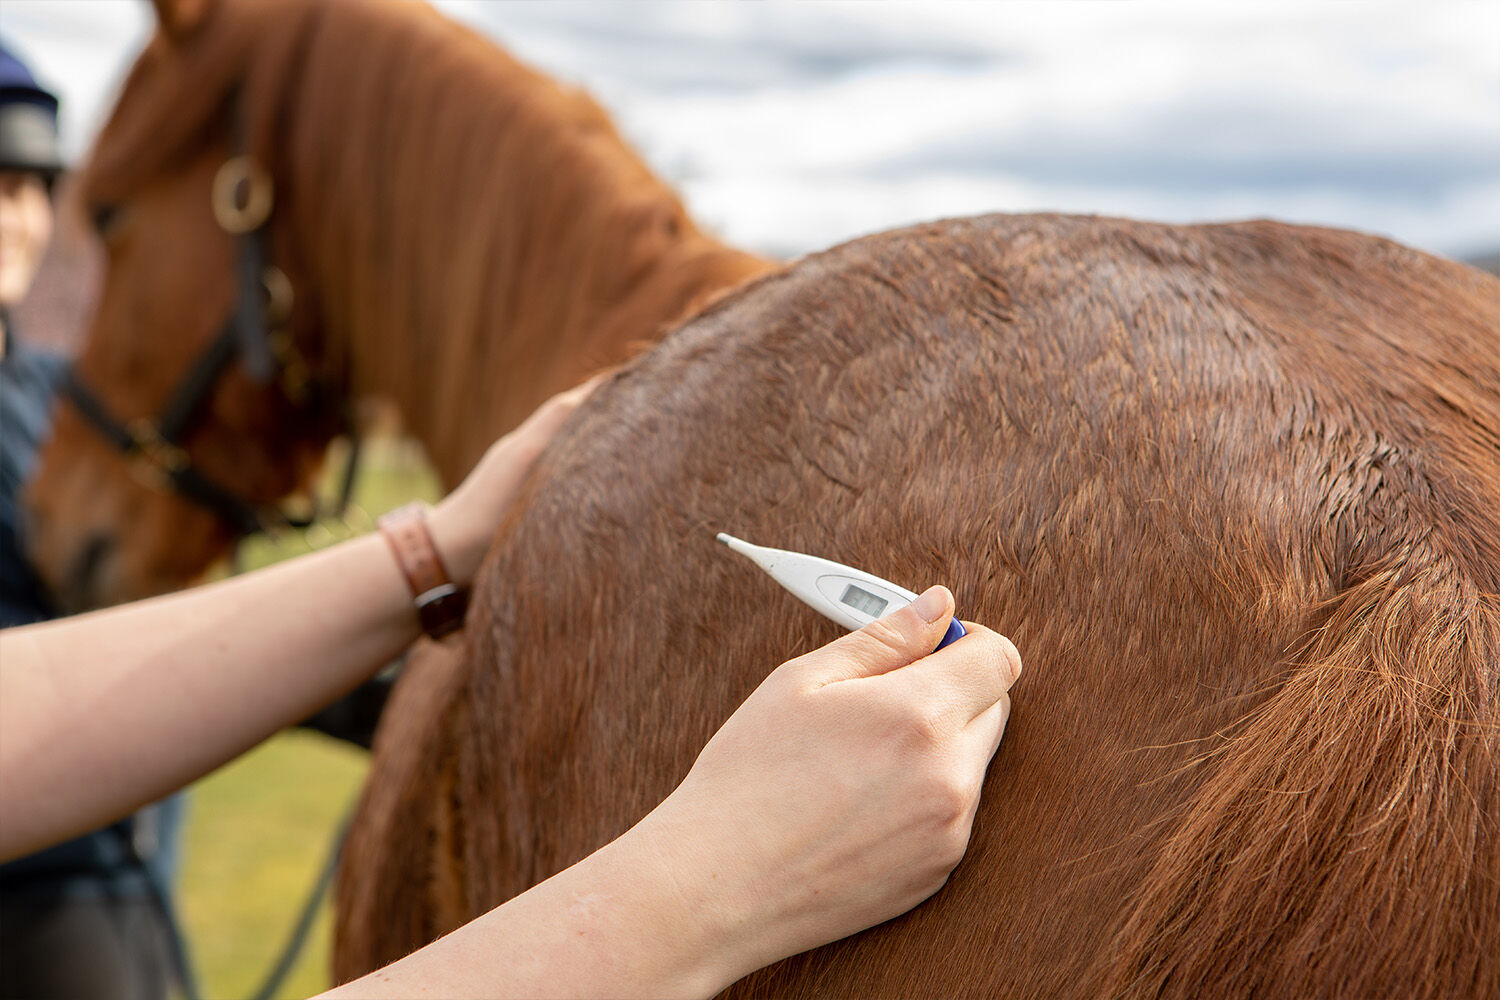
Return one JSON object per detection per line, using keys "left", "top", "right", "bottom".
{"left": 24, "top": 0, "right": 340, "bottom": 610}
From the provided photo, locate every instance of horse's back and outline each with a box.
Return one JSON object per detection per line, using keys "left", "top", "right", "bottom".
{"left": 337, "top": 213, "right": 1500, "bottom": 996}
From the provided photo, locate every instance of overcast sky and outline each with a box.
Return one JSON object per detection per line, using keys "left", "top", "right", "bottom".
{"left": 2, "top": 0, "right": 1496, "bottom": 260}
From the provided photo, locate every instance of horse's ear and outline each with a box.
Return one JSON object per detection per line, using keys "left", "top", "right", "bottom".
{"left": 150, "top": 0, "right": 217, "bottom": 44}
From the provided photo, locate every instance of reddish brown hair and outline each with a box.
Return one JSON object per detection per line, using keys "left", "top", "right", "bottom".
{"left": 85, "top": 0, "right": 773, "bottom": 480}
{"left": 338, "top": 213, "right": 1499, "bottom": 996}
{"left": 26, "top": 0, "right": 771, "bottom": 606}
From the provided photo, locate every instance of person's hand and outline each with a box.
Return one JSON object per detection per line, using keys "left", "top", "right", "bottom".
{"left": 317, "top": 586, "right": 1018, "bottom": 1000}
{"left": 623, "top": 585, "right": 1021, "bottom": 993}
{"left": 427, "top": 375, "right": 605, "bottom": 587}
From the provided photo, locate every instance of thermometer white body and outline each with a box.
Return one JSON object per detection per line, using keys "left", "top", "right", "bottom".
{"left": 716, "top": 532, "right": 967, "bottom": 650}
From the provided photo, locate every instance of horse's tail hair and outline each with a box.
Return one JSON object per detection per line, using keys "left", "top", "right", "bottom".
{"left": 1100, "top": 552, "right": 1500, "bottom": 999}
{"left": 333, "top": 637, "right": 472, "bottom": 983}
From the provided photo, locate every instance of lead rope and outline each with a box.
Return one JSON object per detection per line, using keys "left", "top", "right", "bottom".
{"left": 115, "top": 803, "right": 355, "bottom": 1000}
{"left": 107, "top": 822, "right": 202, "bottom": 1000}
{"left": 247, "top": 804, "right": 356, "bottom": 1000}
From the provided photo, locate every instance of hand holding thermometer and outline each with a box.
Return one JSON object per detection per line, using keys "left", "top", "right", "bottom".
{"left": 716, "top": 532, "right": 967, "bottom": 651}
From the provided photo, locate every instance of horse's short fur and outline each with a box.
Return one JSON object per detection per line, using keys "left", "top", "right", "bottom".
{"left": 337, "top": 213, "right": 1499, "bottom": 997}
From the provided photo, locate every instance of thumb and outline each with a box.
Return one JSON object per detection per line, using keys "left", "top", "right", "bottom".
{"left": 798, "top": 585, "right": 957, "bottom": 684}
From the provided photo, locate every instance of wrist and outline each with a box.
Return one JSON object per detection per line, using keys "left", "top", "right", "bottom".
{"left": 587, "top": 812, "right": 747, "bottom": 999}
{"left": 425, "top": 497, "right": 486, "bottom": 589}
{"left": 331, "top": 814, "right": 744, "bottom": 1000}
{"left": 377, "top": 502, "right": 470, "bottom": 639}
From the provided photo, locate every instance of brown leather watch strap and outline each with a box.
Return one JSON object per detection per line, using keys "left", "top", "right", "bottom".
{"left": 377, "top": 501, "right": 469, "bottom": 639}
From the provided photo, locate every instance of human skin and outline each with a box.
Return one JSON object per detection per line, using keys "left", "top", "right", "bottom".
{"left": 326, "top": 593, "right": 1017, "bottom": 999}
{"left": 0, "top": 379, "right": 1021, "bottom": 998}
{"left": 0, "top": 169, "right": 54, "bottom": 349}
{"left": 0, "top": 382, "right": 602, "bottom": 858}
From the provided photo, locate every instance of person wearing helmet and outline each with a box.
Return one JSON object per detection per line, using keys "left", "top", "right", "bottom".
{"left": 0, "top": 40, "right": 186, "bottom": 1000}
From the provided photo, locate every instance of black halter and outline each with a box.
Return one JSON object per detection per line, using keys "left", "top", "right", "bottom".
{"left": 64, "top": 143, "right": 359, "bottom": 539}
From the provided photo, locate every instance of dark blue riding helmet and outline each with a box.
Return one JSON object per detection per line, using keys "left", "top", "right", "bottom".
{"left": 0, "top": 40, "right": 64, "bottom": 179}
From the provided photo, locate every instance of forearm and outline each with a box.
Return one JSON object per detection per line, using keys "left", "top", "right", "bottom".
{"left": 314, "top": 596, "right": 1020, "bottom": 1000}
{"left": 0, "top": 531, "right": 419, "bottom": 860}
{"left": 321, "top": 810, "right": 737, "bottom": 1000}
{"left": 0, "top": 381, "right": 599, "bottom": 862}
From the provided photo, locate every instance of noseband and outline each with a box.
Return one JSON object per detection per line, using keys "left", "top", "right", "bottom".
{"left": 64, "top": 138, "right": 357, "bottom": 539}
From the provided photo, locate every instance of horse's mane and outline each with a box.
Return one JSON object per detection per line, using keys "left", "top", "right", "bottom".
{"left": 89, "top": 0, "right": 664, "bottom": 215}
{"left": 84, "top": 0, "right": 772, "bottom": 481}
{"left": 84, "top": 0, "right": 302, "bottom": 199}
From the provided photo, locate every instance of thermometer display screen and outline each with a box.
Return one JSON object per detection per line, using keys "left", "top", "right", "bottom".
{"left": 840, "top": 584, "right": 889, "bottom": 618}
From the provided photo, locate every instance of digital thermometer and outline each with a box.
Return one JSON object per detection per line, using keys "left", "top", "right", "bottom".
{"left": 716, "top": 532, "right": 967, "bottom": 651}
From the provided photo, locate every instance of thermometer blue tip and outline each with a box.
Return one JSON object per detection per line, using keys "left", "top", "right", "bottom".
{"left": 936, "top": 618, "right": 967, "bottom": 651}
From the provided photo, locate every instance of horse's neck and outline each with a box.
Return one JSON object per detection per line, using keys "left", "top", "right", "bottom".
{"left": 285, "top": 12, "right": 771, "bottom": 487}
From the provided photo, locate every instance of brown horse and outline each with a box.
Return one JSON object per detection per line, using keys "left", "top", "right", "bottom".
{"left": 23, "top": 0, "right": 771, "bottom": 610}
{"left": 336, "top": 213, "right": 1499, "bottom": 997}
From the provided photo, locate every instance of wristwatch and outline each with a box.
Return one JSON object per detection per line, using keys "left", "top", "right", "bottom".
{"left": 377, "top": 502, "right": 469, "bottom": 639}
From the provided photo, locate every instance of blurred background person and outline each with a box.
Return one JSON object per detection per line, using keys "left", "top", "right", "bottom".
{"left": 0, "top": 39, "right": 188, "bottom": 1000}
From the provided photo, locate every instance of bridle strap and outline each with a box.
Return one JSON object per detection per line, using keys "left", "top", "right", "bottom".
{"left": 61, "top": 367, "right": 273, "bottom": 538}
{"left": 332, "top": 412, "right": 362, "bottom": 519}
{"left": 164, "top": 462, "right": 271, "bottom": 537}
{"left": 62, "top": 98, "right": 359, "bottom": 540}
{"left": 155, "top": 302, "right": 244, "bottom": 443}
{"left": 232, "top": 215, "right": 276, "bottom": 384}
{"left": 60, "top": 367, "right": 138, "bottom": 455}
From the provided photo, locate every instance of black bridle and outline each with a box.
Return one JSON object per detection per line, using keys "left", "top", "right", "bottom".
{"left": 64, "top": 145, "right": 358, "bottom": 539}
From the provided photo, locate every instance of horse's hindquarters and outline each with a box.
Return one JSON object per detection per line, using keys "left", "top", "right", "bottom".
{"left": 337, "top": 213, "right": 1500, "bottom": 997}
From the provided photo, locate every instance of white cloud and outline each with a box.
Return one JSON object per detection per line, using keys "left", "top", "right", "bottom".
{"left": 1, "top": 0, "right": 1494, "bottom": 258}
{"left": 0, "top": 0, "right": 149, "bottom": 160}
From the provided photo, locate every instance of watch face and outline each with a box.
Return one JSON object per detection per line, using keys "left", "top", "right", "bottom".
{"left": 417, "top": 584, "right": 469, "bottom": 638}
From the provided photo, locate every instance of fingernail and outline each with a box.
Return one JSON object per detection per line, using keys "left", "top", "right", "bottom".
{"left": 999, "top": 635, "right": 1023, "bottom": 683}
{"left": 911, "top": 585, "right": 949, "bottom": 624}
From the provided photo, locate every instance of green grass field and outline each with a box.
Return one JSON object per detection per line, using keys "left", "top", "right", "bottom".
{"left": 175, "top": 438, "right": 438, "bottom": 999}
{"left": 177, "top": 732, "right": 366, "bottom": 1000}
